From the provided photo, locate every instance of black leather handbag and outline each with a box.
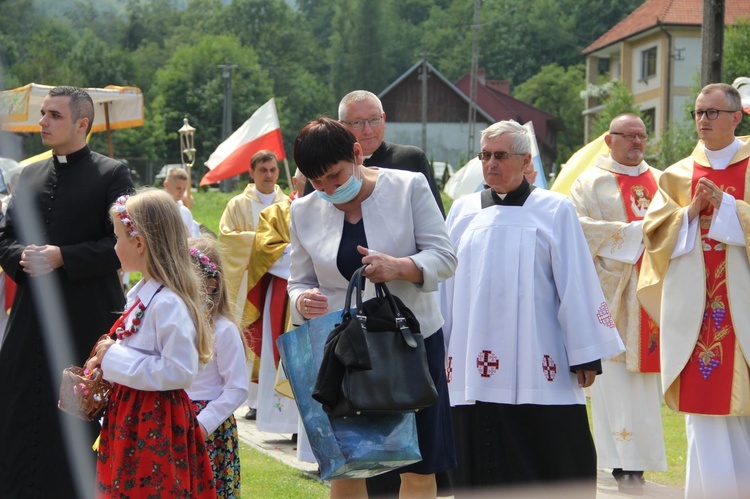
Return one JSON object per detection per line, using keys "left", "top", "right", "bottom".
{"left": 312, "top": 265, "right": 439, "bottom": 417}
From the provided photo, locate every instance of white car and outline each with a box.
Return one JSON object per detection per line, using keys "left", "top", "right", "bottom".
{"left": 432, "top": 161, "right": 454, "bottom": 185}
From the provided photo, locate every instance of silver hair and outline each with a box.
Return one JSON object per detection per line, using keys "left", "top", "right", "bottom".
{"left": 480, "top": 120, "right": 531, "bottom": 154}
{"left": 338, "top": 90, "right": 384, "bottom": 120}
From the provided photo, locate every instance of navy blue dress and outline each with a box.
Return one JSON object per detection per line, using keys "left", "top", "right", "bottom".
{"left": 337, "top": 218, "right": 456, "bottom": 492}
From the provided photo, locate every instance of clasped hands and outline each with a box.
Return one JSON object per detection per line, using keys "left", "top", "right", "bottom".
{"left": 688, "top": 178, "right": 724, "bottom": 221}
{"left": 20, "top": 244, "right": 63, "bottom": 276}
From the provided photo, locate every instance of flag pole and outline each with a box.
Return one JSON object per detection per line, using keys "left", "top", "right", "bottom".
{"left": 283, "top": 158, "right": 293, "bottom": 192}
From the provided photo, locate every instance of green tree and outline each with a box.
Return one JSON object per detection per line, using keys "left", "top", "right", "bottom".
{"left": 221, "top": 0, "right": 335, "bottom": 149}
{"left": 64, "top": 29, "right": 135, "bottom": 87}
{"left": 592, "top": 81, "right": 641, "bottom": 136}
{"left": 329, "top": 0, "right": 391, "bottom": 97}
{"left": 420, "top": 0, "right": 473, "bottom": 81}
{"left": 724, "top": 17, "right": 750, "bottom": 137}
{"left": 480, "top": 0, "right": 578, "bottom": 86}
{"left": 515, "top": 63, "right": 585, "bottom": 164}
{"left": 5, "top": 21, "right": 77, "bottom": 86}
{"left": 650, "top": 118, "right": 695, "bottom": 170}
{"left": 570, "top": 0, "right": 645, "bottom": 55}
{"left": 148, "top": 34, "right": 272, "bottom": 170}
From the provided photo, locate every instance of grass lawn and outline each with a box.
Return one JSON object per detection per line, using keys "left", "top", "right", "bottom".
{"left": 191, "top": 188, "right": 241, "bottom": 236}
{"left": 192, "top": 188, "right": 688, "bottom": 492}
{"left": 587, "top": 400, "right": 686, "bottom": 490}
{"left": 239, "top": 442, "right": 329, "bottom": 498}
{"left": 645, "top": 404, "right": 687, "bottom": 488}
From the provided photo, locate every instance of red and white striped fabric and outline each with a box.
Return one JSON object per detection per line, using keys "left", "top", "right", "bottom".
{"left": 201, "top": 98, "right": 285, "bottom": 186}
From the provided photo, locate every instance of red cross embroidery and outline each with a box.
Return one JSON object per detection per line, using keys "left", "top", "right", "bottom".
{"left": 597, "top": 302, "right": 615, "bottom": 328}
{"left": 542, "top": 355, "right": 557, "bottom": 381}
{"left": 476, "top": 350, "right": 499, "bottom": 378}
{"left": 446, "top": 356, "right": 453, "bottom": 383}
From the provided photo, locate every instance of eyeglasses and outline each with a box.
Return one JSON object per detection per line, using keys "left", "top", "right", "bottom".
{"left": 340, "top": 116, "right": 383, "bottom": 129}
{"left": 477, "top": 151, "right": 525, "bottom": 162}
{"left": 609, "top": 132, "right": 649, "bottom": 142}
{"left": 690, "top": 109, "right": 739, "bottom": 120}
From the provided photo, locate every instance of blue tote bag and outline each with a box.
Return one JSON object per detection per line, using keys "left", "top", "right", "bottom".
{"left": 277, "top": 309, "right": 422, "bottom": 480}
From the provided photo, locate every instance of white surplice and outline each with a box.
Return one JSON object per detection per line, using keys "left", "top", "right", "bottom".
{"left": 255, "top": 259, "right": 300, "bottom": 434}
{"left": 441, "top": 188, "right": 624, "bottom": 407}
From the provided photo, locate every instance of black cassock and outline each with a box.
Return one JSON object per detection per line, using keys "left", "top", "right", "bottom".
{"left": 0, "top": 145, "right": 133, "bottom": 499}
{"left": 363, "top": 140, "right": 445, "bottom": 217}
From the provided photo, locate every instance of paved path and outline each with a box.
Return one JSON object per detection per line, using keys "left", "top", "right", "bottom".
{"left": 234, "top": 409, "right": 683, "bottom": 498}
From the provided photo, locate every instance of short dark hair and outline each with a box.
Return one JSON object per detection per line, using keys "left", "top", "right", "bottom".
{"left": 48, "top": 86, "right": 95, "bottom": 134}
{"left": 700, "top": 83, "right": 742, "bottom": 111}
{"left": 250, "top": 150, "right": 278, "bottom": 170}
{"left": 293, "top": 118, "right": 357, "bottom": 180}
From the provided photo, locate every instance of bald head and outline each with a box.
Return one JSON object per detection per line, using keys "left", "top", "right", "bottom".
{"left": 605, "top": 114, "right": 647, "bottom": 167}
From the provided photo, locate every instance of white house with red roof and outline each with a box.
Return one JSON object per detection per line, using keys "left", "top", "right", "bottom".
{"left": 581, "top": 0, "right": 750, "bottom": 142}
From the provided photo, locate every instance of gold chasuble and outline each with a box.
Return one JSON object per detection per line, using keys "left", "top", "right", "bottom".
{"left": 571, "top": 157, "right": 661, "bottom": 372}
{"left": 638, "top": 138, "right": 750, "bottom": 415}
{"left": 613, "top": 170, "right": 660, "bottom": 372}
{"left": 243, "top": 202, "right": 292, "bottom": 382}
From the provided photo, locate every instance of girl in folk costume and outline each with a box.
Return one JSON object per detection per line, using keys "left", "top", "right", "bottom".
{"left": 85, "top": 189, "right": 215, "bottom": 498}
{"left": 187, "top": 237, "right": 249, "bottom": 498}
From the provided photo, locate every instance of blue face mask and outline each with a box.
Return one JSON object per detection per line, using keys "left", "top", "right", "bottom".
{"left": 316, "top": 165, "right": 363, "bottom": 204}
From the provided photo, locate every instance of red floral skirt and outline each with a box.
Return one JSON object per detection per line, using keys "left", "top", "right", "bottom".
{"left": 96, "top": 384, "right": 216, "bottom": 498}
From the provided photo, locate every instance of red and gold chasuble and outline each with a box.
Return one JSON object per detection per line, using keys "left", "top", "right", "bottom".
{"left": 678, "top": 160, "right": 748, "bottom": 414}
{"left": 244, "top": 274, "right": 288, "bottom": 382}
{"left": 614, "top": 171, "right": 661, "bottom": 372}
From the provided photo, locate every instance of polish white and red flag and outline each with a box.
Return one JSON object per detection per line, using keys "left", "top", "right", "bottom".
{"left": 201, "top": 98, "right": 285, "bottom": 186}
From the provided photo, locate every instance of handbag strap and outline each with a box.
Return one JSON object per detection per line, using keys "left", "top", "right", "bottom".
{"left": 346, "top": 265, "right": 418, "bottom": 349}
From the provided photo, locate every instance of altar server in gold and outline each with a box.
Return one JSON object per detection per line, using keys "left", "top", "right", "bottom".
{"left": 243, "top": 170, "right": 309, "bottom": 450}
{"left": 571, "top": 114, "right": 667, "bottom": 495}
{"left": 218, "top": 150, "right": 288, "bottom": 420}
{"left": 638, "top": 83, "right": 750, "bottom": 498}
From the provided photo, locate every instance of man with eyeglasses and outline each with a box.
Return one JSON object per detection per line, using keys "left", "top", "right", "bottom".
{"left": 440, "top": 120, "right": 623, "bottom": 495}
{"left": 570, "top": 114, "right": 667, "bottom": 495}
{"left": 638, "top": 82, "right": 750, "bottom": 497}
{"left": 337, "top": 90, "right": 444, "bottom": 216}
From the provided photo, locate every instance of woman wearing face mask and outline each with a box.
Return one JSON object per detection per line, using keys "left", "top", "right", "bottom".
{"left": 288, "top": 117, "right": 457, "bottom": 499}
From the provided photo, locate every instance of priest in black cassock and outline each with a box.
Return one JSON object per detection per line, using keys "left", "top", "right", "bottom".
{"left": 336, "top": 90, "right": 449, "bottom": 497}
{"left": 440, "top": 120, "right": 624, "bottom": 497}
{"left": 336, "top": 90, "right": 445, "bottom": 217}
{"left": 0, "top": 86, "right": 133, "bottom": 499}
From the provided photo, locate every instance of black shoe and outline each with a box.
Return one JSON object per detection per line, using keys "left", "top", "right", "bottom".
{"left": 291, "top": 433, "right": 298, "bottom": 443}
{"left": 616, "top": 473, "right": 644, "bottom": 495}
{"left": 244, "top": 408, "right": 257, "bottom": 420}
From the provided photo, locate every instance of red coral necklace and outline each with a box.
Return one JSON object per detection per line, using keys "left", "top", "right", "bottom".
{"left": 113, "top": 285, "right": 164, "bottom": 340}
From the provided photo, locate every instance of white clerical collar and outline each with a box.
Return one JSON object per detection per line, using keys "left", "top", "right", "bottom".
{"left": 703, "top": 138, "right": 741, "bottom": 171}
{"left": 363, "top": 154, "right": 373, "bottom": 160}
{"left": 603, "top": 154, "right": 648, "bottom": 176}
{"left": 52, "top": 145, "right": 89, "bottom": 165}
{"left": 257, "top": 189, "right": 276, "bottom": 205}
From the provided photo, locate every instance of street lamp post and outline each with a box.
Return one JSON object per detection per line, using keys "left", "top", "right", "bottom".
{"left": 178, "top": 117, "right": 196, "bottom": 202}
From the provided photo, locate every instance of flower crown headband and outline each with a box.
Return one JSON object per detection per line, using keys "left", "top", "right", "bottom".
{"left": 190, "top": 248, "right": 219, "bottom": 278}
{"left": 114, "top": 195, "right": 139, "bottom": 237}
